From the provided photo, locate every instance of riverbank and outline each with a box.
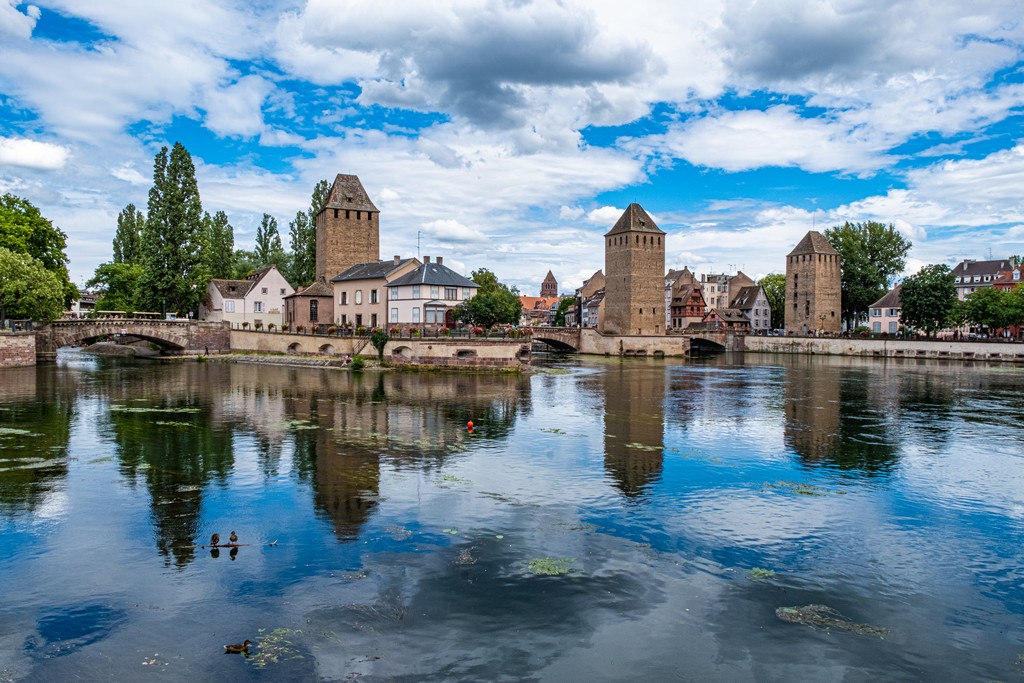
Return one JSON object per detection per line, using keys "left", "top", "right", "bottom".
{"left": 743, "top": 334, "right": 1024, "bottom": 363}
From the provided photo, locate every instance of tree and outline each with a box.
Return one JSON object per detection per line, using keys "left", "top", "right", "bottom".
{"left": 757, "top": 273, "right": 786, "bottom": 329}
{"left": 0, "top": 193, "right": 77, "bottom": 305}
{"left": 137, "top": 142, "right": 206, "bottom": 316}
{"left": 231, "top": 248, "right": 260, "bottom": 279}
{"left": 370, "top": 328, "right": 389, "bottom": 361}
{"left": 554, "top": 297, "right": 574, "bottom": 326}
{"left": 203, "top": 210, "right": 234, "bottom": 279}
{"left": 287, "top": 179, "right": 329, "bottom": 287}
{"left": 824, "top": 221, "right": 911, "bottom": 329}
{"left": 86, "top": 262, "right": 144, "bottom": 313}
{"left": 0, "top": 247, "right": 65, "bottom": 323}
{"left": 899, "top": 264, "right": 956, "bottom": 336}
{"left": 113, "top": 203, "right": 145, "bottom": 265}
{"left": 455, "top": 269, "right": 523, "bottom": 330}
{"left": 254, "top": 213, "right": 285, "bottom": 268}
{"left": 962, "top": 286, "right": 1013, "bottom": 333}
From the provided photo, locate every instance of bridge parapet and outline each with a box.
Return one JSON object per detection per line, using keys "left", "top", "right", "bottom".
{"left": 35, "top": 319, "right": 230, "bottom": 360}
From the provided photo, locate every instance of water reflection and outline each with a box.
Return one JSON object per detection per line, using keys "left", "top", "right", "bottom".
{"left": 600, "top": 363, "right": 665, "bottom": 498}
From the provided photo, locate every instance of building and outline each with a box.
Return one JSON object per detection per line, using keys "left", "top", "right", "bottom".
{"left": 582, "top": 290, "right": 604, "bottom": 329}
{"left": 518, "top": 296, "right": 560, "bottom": 326}
{"left": 575, "top": 270, "right": 606, "bottom": 328}
{"left": 602, "top": 204, "right": 666, "bottom": 336}
{"left": 331, "top": 256, "right": 420, "bottom": 330}
{"left": 702, "top": 308, "right": 751, "bottom": 331}
{"left": 785, "top": 231, "right": 841, "bottom": 334}
{"left": 699, "top": 271, "right": 755, "bottom": 311}
{"left": 868, "top": 285, "right": 901, "bottom": 334}
{"left": 664, "top": 268, "right": 695, "bottom": 329}
{"left": 284, "top": 278, "right": 335, "bottom": 330}
{"left": 315, "top": 174, "right": 380, "bottom": 281}
{"left": 386, "top": 256, "right": 478, "bottom": 326}
{"left": 951, "top": 258, "right": 1013, "bottom": 300}
{"left": 730, "top": 285, "right": 772, "bottom": 333}
{"left": 668, "top": 270, "right": 706, "bottom": 331}
{"left": 200, "top": 265, "right": 294, "bottom": 327}
{"left": 540, "top": 271, "right": 558, "bottom": 298}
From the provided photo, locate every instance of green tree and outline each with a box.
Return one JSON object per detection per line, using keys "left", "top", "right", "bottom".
{"left": 899, "top": 264, "right": 956, "bottom": 336}
{"left": 86, "top": 262, "right": 144, "bottom": 313}
{"left": 137, "top": 142, "right": 206, "bottom": 316}
{"left": 455, "top": 269, "right": 523, "bottom": 330}
{"left": 287, "top": 179, "right": 328, "bottom": 287}
{"left": 824, "top": 221, "right": 911, "bottom": 328}
{"left": 757, "top": 273, "right": 786, "bottom": 329}
{"left": 254, "top": 213, "right": 285, "bottom": 268}
{"left": 113, "top": 203, "right": 145, "bottom": 265}
{"left": 554, "top": 297, "right": 574, "bottom": 326}
{"left": 962, "top": 286, "right": 1012, "bottom": 333}
{"left": 370, "top": 328, "right": 389, "bottom": 361}
{"left": 203, "top": 210, "right": 234, "bottom": 279}
{"left": 0, "top": 193, "right": 77, "bottom": 305}
{"left": 0, "top": 247, "right": 65, "bottom": 322}
{"left": 231, "top": 248, "right": 260, "bottom": 279}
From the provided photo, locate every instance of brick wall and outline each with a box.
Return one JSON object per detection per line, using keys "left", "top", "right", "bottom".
{"left": 0, "top": 333, "right": 36, "bottom": 367}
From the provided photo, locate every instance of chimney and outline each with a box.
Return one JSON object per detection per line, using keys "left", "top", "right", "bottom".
{"left": 436, "top": 256, "right": 443, "bottom": 265}
{"left": 394, "top": 255, "right": 400, "bottom": 265}
{"left": 424, "top": 256, "right": 431, "bottom": 263}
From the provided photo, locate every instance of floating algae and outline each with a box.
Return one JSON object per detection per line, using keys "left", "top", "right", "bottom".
{"left": 748, "top": 567, "right": 777, "bottom": 582}
{"left": 249, "top": 628, "right": 303, "bottom": 668}
{"left": 0, "top": 427, "right": 38, "bottom": 437}
{"left": 527, "top": 557, "right": 574, "bottom": 576}
{"left": 386, "top": 525, "right": 413, "bottom": 541}
{"left": 541, "top": 428, "right": 567, "bottom": 435}
{"left": 776, "top": 605, "right": 888, "bottom": 638}
{"left": 763, "top": 480, "right": 833, "bottom": 497}
{"left": 154, "top": 421, "right": 195, "bottom": 428}
{"left": 109, "top": 405, "right": 201, "bottom": 414}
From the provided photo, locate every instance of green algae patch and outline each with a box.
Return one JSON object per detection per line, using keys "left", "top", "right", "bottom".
{"left": 527, "top": 557, "right": 574, "bottom": 576}
{"left": 541, "top": 428, "right": 566, "bottom": 435}
{"left": 88, "top": 456, "right": 114, "bottom": 464}
{"left": 154, "top": 420, "right": 195, "bottom": 428}
{"left": 748, "top": 567, "right": 777, "bottom": 582}
{"left": 249, "top": 627, "right": 303, "bottom": 668}
{"left": 776, "top": 604, "right": 888, "bottom": 638}
{"left": 109, "top": 405, "right": 202, "bottom": 414}
{"left": 0, "top": 427, "right": 38, "bottom": 437}
{"left": 763, "top": 480, "right": 830, "bottom": 497}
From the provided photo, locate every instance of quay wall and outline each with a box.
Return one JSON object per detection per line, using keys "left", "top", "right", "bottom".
{"left": 578, "top": 329, "right": 693, "bottom": 356}
{"left": 743, "top": 335, "right": 1024, "bottom": 362}
{"left": 0, "top": 333, "right": 36, "bottom": 368}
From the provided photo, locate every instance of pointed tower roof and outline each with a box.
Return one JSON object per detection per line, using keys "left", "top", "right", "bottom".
{"left": 542, "top": 270, "right": 557, "bottom": 283}
{"left": 320, "top": 174, "right": 378, "bottom": 214}
{"left": 787, "top": 230, "right": 838, "bottom": 256}
{"left": 604, "top": 203, "right": 664, "bottom": 236}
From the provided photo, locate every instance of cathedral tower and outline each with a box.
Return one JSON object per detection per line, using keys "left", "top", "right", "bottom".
{"left": 785, "top": 230, "right": 841, "bottom": 334}
{"left": 601, "top": 203, "right": 666, "bottom": 336}
{"left": 540, "top": 270, "right": 558, "bottom": 297}
{"left": 315, "top": 174, "right": 380, "bottom": 281}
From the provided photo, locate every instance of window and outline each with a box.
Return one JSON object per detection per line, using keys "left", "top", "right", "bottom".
{"left": 262, "top": 287, "right": 268, "bottom": 294}
{"left": 341, "top": 292, "right": 349, "bottom": 305}
{"left": 445, "top": 287, "right": 457, "bottom": 299}
{"left": 889, "top": 321, "right": 898, "bottom": 334}
{"left": 889, "top": 308, "right": 899, "bottom": 316}
{"left": 430, "top": 285, "right": 439, "bottom": 298}
{"left": 356, "top": 314, "right": 362, "bottom": 326}
{"left": 370, "top": 289, "right": 379, "bottom": 304}
{"left": 390, "top": 287, "right": 399, "bottom": 300}
{"left": 355, "top": 290, "right": 363, "bottom": 305}
{"left": 254, "top": 301, "right": 264, "bottom": 313}
{"left": 870, "top": 308, "right": 880, "bottom": 317}
{"left": 872, "top": 322, "right": 881, "bottom": 332}
{"left": 412, "top": 307, "right": 421, "bottom": 323}
{"left": 371, "top": 314, "right": 378, "bottom": 327}
{"left": 280, "top": 288, "right": 286, "bottom": 295}
{"left": 984, "top": 275, "right": 991, "bottom": 282}
{"left": 309, "top": 300, "right": 319, "bottom": 322}
{"left": 463, "top": 289, "right": 471, "bottom": 300}
{"left": 341, "top": 314, "right": 348, "bottom": 325}
{"left": 390, "top": 308, "right": 398, "bottom": 323}
{"left": 426, "top": 308, "right": 441, "bottom": 324}
{"left": 412, "top": 285, "right": 421, "bottom": 299}
{"left": 225, "top": 300, "right": 235, "bottom": 313}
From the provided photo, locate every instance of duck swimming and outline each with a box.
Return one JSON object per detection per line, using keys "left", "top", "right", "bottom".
{"left": 224, "top": 640, "right": 251, "bottom": 654}
{"left": 229, "top": 531, "right": 238, "bottom": 544}
{"left": 209, "top": 533, "right": 220, "bottom": 547}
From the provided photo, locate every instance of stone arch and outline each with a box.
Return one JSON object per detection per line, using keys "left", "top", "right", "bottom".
{"left": 319, "top": 343, "right": 335, "bottom": 355}
{"left": 392, "top": 345, "right": 413, "bottom": 358}
{"left": 287, "top": 342, "right": 301, "bottom": 355}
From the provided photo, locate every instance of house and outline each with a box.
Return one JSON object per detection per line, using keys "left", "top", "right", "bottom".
{"left": 993, "top": 265, "right": 1022, "bottom": 292}
{"left": 699, "top": 271, "right": 755, "bottom": 311}
{"left": 581, "top": 290, "right": 604, "bottom": 328}
{"left": 385, "top": 256, "right": 478, "bottom": 326}
{"left": 669, "top": 277, "right": 706, "bottom": 331}
{"left": 284, "top": 278, "right": 335, "bottom": 331}
{"left": 951, "top": 258, "right": 1012, "bottom": 300}
{"left": 331, "top": 255, "right": 420, "bottom": 330}
{"left": 730, "top": 285, "right": 772, "bottom": 333}
{"left": 701, "top": 308, "right": 751, "bottom": 331}
{"left": 575, "top": 270, "right": 606, "bottom": 328}
{"left": 867, "top": 285, "right": 901, "bottom": 334}
{"left": 665, "top": 267, "right": 696, "bottom": 329}
{"left": 518, "top": 296, "right": 560, "bottom": 326}
{"left": 199, "top": 265, "right": 294, "bottom": 327}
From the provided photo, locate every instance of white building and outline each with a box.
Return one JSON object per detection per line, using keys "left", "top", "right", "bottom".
{"left": 199, "top": 265, "right": 294, "bottom": 328}
{"left": 385, "top": 256, "right": 478, "bottom": 326}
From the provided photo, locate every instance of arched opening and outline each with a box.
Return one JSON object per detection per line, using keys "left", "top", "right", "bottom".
{"left": 287, "top": 342, "right": 300, "bottom": 355}
{"left": 319, "top": 343, "right": 334, "bottom": 355}
{"left": 393, "top": 345, "right": 413, "bottom": 358}
{"left": 456, "top": 349, "right": 477, "bottom": 359}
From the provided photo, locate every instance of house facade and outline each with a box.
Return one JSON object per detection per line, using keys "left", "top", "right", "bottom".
{"left": 199, "top": 265, "right": 294, "bottom": 327}
{"left": 331, "top": 256, "right": 420, "bottom": 330}
{"left": 699, "top": 272, "right": 754, "bottom": 312}
{"left": 284, "top": 278, "right": 335, "bottom": 330}
{"left": 386, "top": 256, "right": 478, "bottom": 326}
{"left": 868, "top": 285, "right": 901, "bottom": 334}
{"left": 952, "top": 258, "right": 1013, "bottom": 300}
{"left": 669, "top": 277, "right": 706, "bottom": 331}
{"left": 701, "top": 308, "right": 751, "bottom": 331}
{"left": 730, "top": 285, "right": 772, "bottom": 333}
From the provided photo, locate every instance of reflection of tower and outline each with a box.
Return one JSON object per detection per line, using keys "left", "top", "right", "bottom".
{"left": 602, "top": 364, "right": 665, "bottom": 497}
{"left": 783, "top": 359, "right": 841, "bottom": 461}
{"left": 315, "top": 174, "right": 380, "bottom": 281}
{"left": 602, "top": 204, "right": 666, "bottom": 336}
{"left": 540, "top": 270, "right": 558, "bottom": 298}
{"left": 785, "top": 231, "right": 841, "bottom": 334}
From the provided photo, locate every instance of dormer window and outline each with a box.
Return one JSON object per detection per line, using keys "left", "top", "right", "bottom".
{"left": 1014, "top": 270, "right": 1020, "bottom": 281}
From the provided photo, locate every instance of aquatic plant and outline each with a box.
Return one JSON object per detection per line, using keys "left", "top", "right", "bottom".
{"left": 248, "top": 627, "right": 303, "bottom": 668}
{"left": 527, "top": 557, "right": 574, "bottom": 576}
{"left": 776, "top": 605, "right": 888, "bottom": 638}
{"left": 748, "top": 567, "right": 776, "bottom": 581}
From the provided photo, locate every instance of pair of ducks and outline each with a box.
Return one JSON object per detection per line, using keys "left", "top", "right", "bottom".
{"left": 209, "top": 531, "right": 238, "bottom": 547}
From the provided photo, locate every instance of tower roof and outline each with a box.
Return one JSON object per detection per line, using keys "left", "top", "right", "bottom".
{"left": 542, "top": 270, "right": 557, "bottom": 283}
{"left": 787, "top": 230, "right": 838, "bottom": 257}
{"left": 321, "top": 174, "right": 378, "bottom": 214}
{"left": 604, "top": 203, "right": 664, "bottom": 236}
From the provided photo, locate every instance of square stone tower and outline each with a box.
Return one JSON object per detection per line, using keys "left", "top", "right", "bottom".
{"left": 601, "top": 203, "right": 666, "bottom": 336}
{"left": 315, "top": 174, "right": 380, "bottom": 281}
{"left": 785, "top": 230, "right": 842, "bottom": 334}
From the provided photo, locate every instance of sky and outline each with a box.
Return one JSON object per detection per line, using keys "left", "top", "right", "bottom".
{"left": 1, "top": 0, "right": 1023, "bottom": 296}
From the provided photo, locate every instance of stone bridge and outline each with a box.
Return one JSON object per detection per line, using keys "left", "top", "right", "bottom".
{"left": 531, "top": 327, "right": 744, "bottom": 355}
{"left": 35, "top": 319, "right": 230, "bottom": 361}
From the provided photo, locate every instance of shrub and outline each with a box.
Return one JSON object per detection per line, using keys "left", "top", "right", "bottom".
{"left": 241, "top": 322, "right": 250, "bottom": 329}
{"left": 439, "top": 326, "right": 450, "bottom": 336}
{"left": 254, "top": 322, "right": 263, "bottom": 330}
{"left": 390, "top": 326, "right": 400, "bottom": 336}
{"left": 472, "top": 326, "right": 484, "bottom": 336}
{"left": 296, "top": 324, "right": 306, "bottom": 333}
{"left": 350, "top": 355, "right": 365, "bottom": 371}
{"left": 356, "top": 325, "right": 367, "bottom": 336}
{"left": 267, "top": 322, "right": 276, "bottom": 331}
{"left": 411, "top": 328, "right": 420, "bottom": 336}
{"left": 327, "top": 325, "right": 337, "bottom": 335}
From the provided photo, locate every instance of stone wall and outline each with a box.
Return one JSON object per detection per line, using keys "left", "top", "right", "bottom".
{"left": 744, "top": 335, "right": 1024, "bottom": 362}
{"left": 0, "top": 333, "right": 36, "bottom": 368}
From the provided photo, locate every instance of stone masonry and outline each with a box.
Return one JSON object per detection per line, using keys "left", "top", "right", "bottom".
{"left": 785, "top": 230, "right": 842, "bottom": 334}
{"left": 315, "top": 174, "right": 380, "bottom": 281}
{"left": 601, "top": 203, "right": 666, "bottom": 336}
{"left": 0, "top": 333, "right": 36, "bottom": 367}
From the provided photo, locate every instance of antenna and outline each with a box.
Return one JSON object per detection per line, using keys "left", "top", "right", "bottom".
{"left": 417, "top": 231, "right": 421, "bottom": 259}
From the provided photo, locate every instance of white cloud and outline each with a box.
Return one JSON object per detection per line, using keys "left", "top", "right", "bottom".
{"left": 0, "top": 137, "right": 69, "bottom": 170}
{"left": 560, "top": 205, "right": 585, "bottom": 220}
{"left": 110, "top": 162, "right": 147, "bottom": 184}
{"left": 0, "top": 0, "right": 39, "bottom": 40}
{"left": 586, "top": 206, "right": 624, "bottom": 225}
{"left": 203, "top": 75, "right": 272, "bottom": 138}
{"left": 419, "top": 218, "right": 486, "bottom": 242}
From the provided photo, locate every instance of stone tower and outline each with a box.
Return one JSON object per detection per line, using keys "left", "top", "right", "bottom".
{"left": 601, "top": 203, "right": 666, "bottom": 336}
{"left": 315, "top": 174, "right": 380, "bottom": 281}
{"left": 785, "top": 230, "right": 841, "bottom": 334}
{"left": 540, "top": 270, "right": 558, "bottom": 297}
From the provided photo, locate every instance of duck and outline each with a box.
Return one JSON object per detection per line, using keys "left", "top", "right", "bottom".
{"left": 209, "top": 533, "right": 220, "bottom": 547}
{"left": 224, "top": 640, "right": 251, "bottom": 655}
{"left": 229, "top": 530, "right": 238, "bottom": 544}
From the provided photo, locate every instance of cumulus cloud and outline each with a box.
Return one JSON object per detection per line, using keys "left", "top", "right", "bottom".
{"left": 203, "top": 75, "right": 273, "bottom": 138}
{"left": 586, "top": 206, "right": 625, "bottom": 225}
{"left": 0, "top": 0, "right": 39, "bottom": 40}
{"left": 419, "top": 218, "right": 486, "bottom": 242}
{"left": 110, "top": 162, "right": 147, "bottom": 184}
{"left": 0, "top": 137, "right": 69, "bottom": 170}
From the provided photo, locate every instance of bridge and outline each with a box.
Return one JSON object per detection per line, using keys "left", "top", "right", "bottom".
{"left": 530, "top": 327, "right": 744, "bottom": 355}
{"left": 35, "top": 319, "right": 230, "bottom": 361}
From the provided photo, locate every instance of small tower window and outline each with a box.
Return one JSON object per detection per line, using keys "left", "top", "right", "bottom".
{"left": 333, "top": 208, "right": 338, "bottom": 218}
{"left": 345, "top": 210, "right": 350, "bottom": 219}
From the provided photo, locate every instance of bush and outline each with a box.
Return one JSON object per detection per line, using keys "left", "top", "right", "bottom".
{"left": 390, "top": 326, "right": 400, "bottom": 336}
{"left": 254, "top": 322, "right": 263, "bottom": 330}
{"left": 327, "top": 325, "right": 337, "bottom": 335}
{"left": 296, "top": 324, "right": 305, "bottom": 333}
{"left": 350, "top": 355, "right": 365, "bottom": 371}
{"left": 472, "top": 326, "right": 484, "bottom": 336}
{"left": 439, "top": 326, "right": 450, "bottom": 336}
{"left": 267, "top": 322, "right": 276, "bottom": 331}
{"left": 356, "top": 325, "right": 367, "bottom": 336}
{"left": 242, "top": 322, "right": 250, "bottom": 329}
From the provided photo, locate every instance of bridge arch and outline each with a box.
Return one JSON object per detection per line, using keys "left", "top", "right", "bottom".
{"left": 35, "top": 320, "right": 229, "bottom": 360}
{"left": 529, "top": 327, "right": 580, "bottom": 352}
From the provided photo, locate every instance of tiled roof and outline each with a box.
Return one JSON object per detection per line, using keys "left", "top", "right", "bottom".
{"left": 787, "top": 230, "right": 838, "bottom": 257}
{"left": 604, "top": 203, "right": 664, "bottom": 236}
{"left": 709, "top": 308, "right": 750, "bottom": 324}
{"left": 519, "top": 296, "right": 559, "bottom": 311}
{"left": 542, "top": 270, "right": 557, "bottom": 284}
{"left": 211, "top": 278, "right": 254, "bottom": 299}
{"left": 869, "top": 285, "right": 901, "bottom": 309}
{"left": 321, "top": 174, "right": 378, "bottom": 213}
{"left": 730, "top": 285, "right": 762, "bottom": 310}
{"left": 286, "top": 278, "right": 334, "bottom": 299}
{"left": 388, "top": 262, "right": 478, "bottom": 288}
{"left": 331, "top": 258, "right": 418, "bottom": 282}
{"left": 951, "top": 258, "right": 1011, "bottom": 278}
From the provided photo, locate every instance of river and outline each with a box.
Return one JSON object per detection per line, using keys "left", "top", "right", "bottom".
{"left": 0, "top": 349, "right": 1022, "bottom": 681}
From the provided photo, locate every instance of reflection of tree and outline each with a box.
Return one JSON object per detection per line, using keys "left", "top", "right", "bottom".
{"left": 0, "top": 368, "right": 72, "bottom": 515}
{"left": 600, "top": 364, "right": 666, "bottom": 498}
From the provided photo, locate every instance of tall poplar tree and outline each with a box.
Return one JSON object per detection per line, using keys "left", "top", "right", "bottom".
{"left": 254, "top": 213, "right": 285, "bottom": 267}
{"left": 113, "top": 203, "right": 145, "bottom": 264}
{"left": 137, "top": 142, "right": 205, "bottom": 316}
{"left": 203, "top": 210, "right": 234, "bottom": 279}
{"left": 287, "top": 179, "right": 328, "bottom": 287}
{"left": 824, "top": 221, "right": 911, "bottom": 328}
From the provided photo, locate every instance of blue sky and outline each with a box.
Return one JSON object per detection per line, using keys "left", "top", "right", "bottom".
{"left": 1, "top": 0, "right": 1023, "bottom": 294}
